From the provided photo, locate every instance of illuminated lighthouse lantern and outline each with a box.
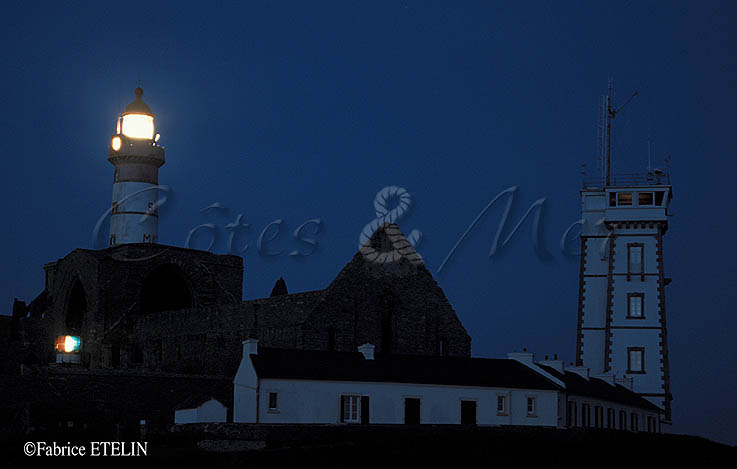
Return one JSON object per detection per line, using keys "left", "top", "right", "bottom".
{"left": 108, "top": 87, "right": 165, "bottom": 246}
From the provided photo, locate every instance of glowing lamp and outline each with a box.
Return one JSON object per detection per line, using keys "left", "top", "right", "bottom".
{"left": 122, "top": 114, "right": 154, "bottom": 139}
{"left": 111, "top": 136, "right": 122, "bottom": 151}
{"left": 55, "top": 335, "right": 82, "bottom": 353}
{"left": 121, "top": 87, "right": 155, "bottom": 140}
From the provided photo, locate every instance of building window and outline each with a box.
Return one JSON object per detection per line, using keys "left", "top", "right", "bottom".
{"left": 609, "top": 192, "right": 617, "bottom": 207}
{"left": 527, "top": 397, "right": 536, "bottom": 416}
{"left": 439, "top": 338, "right": 447, "bottom": 356}
{"left": 607, "top": 408, "right": 615, "bottom": 429}
{"left": 404, "top": 398, "right": 421, "bottom": 424}
{"left": 627, "top": 347, "right": 645, "bottom": 374}
{"left": 497, "top": 395, "right": 507, "bottom": 415}
{"left": 268, "top": 392, "right": 278, "bottom": 411}
{"left": 619, "top": 410, "right": 627, "bottom": 430}
{"left": 617, "top": 192, "right": 633, "bottom": 206}
{"left": 627, "top": 293, "right": 645, "bottom": 319}
{"left": 647, "top": 415, "right": 657, "bottom": 433}
{"left": 627, "top": 244, "right": 644, "bottom": 277}
{"left": 460, "top": 400, "right": 477, "bottom": 425}
{"left": 341, "top": 395, "right": 360, "bottom": 423}
{"left": 631, "top": 413, "right": 639, "bottom": 431}
{"left": 594, "top": 406, "right": 602, "bottom": 428}
{"left": 567, "top": 401, "right": 577, "bottom": 427}
{"left": 638, "top": 192, "right": 654, "bottom": 206}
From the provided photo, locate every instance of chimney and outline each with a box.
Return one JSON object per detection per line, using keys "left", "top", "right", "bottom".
{"left": 358, "top": 343, "right": 375, "bottom": 360}
{"left": 615, "top": 376, "right": 634, "bottom": 390}
{"left": 538, "top": 358, "right": 565, "bottom": 374}
{"left": 508, "top": 350, "right": 535, "bottom": 366}
{"left": 568, "top": 366, "right": 590, "bottom": 380}
{"left": 242, "top": 338, "right": 259, "bottom": 358}
{"left": 592, "top": 372, "right": 616, "bottom": 386}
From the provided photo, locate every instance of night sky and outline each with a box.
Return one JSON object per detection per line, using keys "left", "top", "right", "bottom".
{"left": 1, "top": 1, "right": 735, "bottom": 445}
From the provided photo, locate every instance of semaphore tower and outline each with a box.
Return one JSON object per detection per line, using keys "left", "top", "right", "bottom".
{"left": 576, "top": 83, "right": 673, "bottom": 427}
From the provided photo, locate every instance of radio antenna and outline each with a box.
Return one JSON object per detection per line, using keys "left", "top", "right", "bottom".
{"left": 599, "top": 79, "right": 637, "bottom": 186}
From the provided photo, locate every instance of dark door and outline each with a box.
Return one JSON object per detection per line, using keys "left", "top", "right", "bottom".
{"left": 361, "top": 396, "right": 370, "bottom": 424}
{"left": 460, "top": 400, "right": 477, "bottom": 425}
{"left": 404, "top": 398, "right": 421, "bottom": 424}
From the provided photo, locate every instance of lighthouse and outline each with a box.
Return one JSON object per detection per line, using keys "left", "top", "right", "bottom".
{"left": 107, "top": 87, "right": 165, "bottom": 246}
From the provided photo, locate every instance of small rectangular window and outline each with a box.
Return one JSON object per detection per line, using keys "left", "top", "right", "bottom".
{"left": 627, "top": 293, "right": 644, "bottom": 318}
{"left": 607, "top": 408, "right": 615, "bottom": 429}
{"left": 631, "top": 413, "right": 639, "bottom": 431}
{"left": 527, "top": 397, "right": 536, "bottom": 416}
{"left": 628, "top": 347, "right": 645, "bottom": 373}
{"left": 342, "top": 395, "right": 360, "bottom": 423}
{"left": 268, "top": 392, "right": 278, "bottom": 411}
{"left": 619, "top": 410, "right": 627, "bottom": 430}
{"left": 497, "top": 395, "right": 507, "bottom": 414}
{"left": 609, "top": 192, "right": 617, "bottom": 207}
{"left": 628, "top": 244, "right": 644, "bottom": 275}
{"left": 638, "top": 192, "right": 654, "bottom": 206}
{"left": 617, "top": 192, "right": 633, "bottom": 205}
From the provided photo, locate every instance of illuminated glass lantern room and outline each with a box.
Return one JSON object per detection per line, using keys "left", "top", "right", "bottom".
{"left": 121, "top": 86, "right": 155, "bottom": 140}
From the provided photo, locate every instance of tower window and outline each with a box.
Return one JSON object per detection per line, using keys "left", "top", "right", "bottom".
{"left": 627, "top": 244, "right": 644, "bottom": 276}
{"left": 654, "top": 191, "right": 665, "bottom": 206}
{"left": 627, "top": 347, "right": 645, "bottom": 374}
{"left": 627, "top": 293, "right": 645, "bottom": 318}
{"left": 617, "top": 192, "right": 633, "bottom": 206}
{"left": 638, "top": 192, "right": 654, "bottom": 206}
{"left": 526, "top": 397, "right": 536, "bottom": 416}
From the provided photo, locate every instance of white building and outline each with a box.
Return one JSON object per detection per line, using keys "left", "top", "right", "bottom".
{"left": 231, "top": 339, "right": 662, "bottom": 431}
{"left": 175, "top": 397, "right": 228, "bottom": 425}
{"left": 576, "top": 177, "right": 673, "bottom": 426}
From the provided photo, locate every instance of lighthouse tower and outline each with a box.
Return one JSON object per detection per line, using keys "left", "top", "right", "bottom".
{"left": 576, "top": 86, "right": 673, "bottom": 427}
{"left": 107, "top": 87, "right": 165, "bottom": 246}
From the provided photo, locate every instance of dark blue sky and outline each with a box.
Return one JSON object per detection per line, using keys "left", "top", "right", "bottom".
{"left": 1, "top": 1, "right": 735, "bottom": 444}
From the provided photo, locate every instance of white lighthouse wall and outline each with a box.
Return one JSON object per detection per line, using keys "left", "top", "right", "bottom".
{"left": 110, "top": 181, "right": 158, "bottom": 244}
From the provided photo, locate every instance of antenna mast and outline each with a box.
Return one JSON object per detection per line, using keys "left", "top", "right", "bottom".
{"left": 598, "top": 80, "right": 637, "bottom": 186}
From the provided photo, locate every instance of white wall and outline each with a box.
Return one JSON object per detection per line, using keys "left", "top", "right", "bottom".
{"left": 174, "top": 399, "right": 227, "bottom": 424}
{"left": 238, "top": 378, "right": 560, "bottom": 427}
{"left": 567, "top": 395, "right": 660, "bottom": 432}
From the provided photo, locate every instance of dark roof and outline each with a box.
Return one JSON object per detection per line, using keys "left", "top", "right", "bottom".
{"left": 250, "top": 348, "right": 562, "bottom": 391}
{"left": 537, "top": 364, "right": 662, "bottom": 412}
{"left": 123, "top": 87, "right": 154, "bottom": 116}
